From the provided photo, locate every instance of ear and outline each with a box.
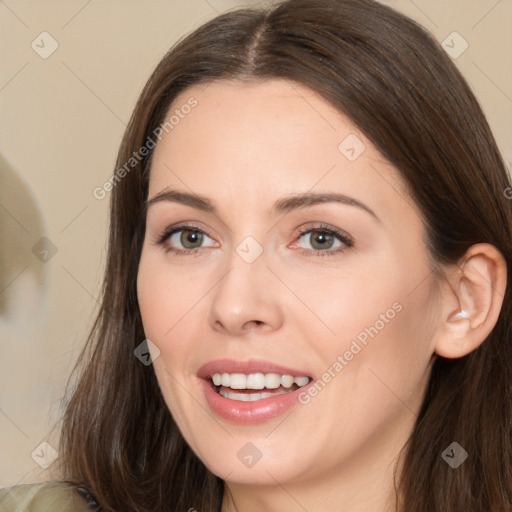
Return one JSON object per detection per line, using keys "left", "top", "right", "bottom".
{"left": 434, "top": 243, "right": 507, "bottom": 359}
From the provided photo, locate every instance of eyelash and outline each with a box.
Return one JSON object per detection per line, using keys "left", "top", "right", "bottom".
{"left": 295, "top": 224, "right": 354, "bottom": 257}
{"left": 153, "top": 223, "right": 354, "bottom": 257}
{"left": 153, "top": 223, "right": 210, "bottom": 257}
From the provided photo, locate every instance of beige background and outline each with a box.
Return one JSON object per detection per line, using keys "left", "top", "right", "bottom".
{"left": 1, "top": 0, "right": 511, "bottom": 487}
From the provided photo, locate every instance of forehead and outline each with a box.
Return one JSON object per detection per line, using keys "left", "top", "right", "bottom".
{"left": 148, "top": 79, "right": 411, "bottom": 221}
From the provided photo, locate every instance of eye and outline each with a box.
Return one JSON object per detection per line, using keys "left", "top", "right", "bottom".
{"left": 155, "top": 225, "right": 218, "bottom": 254}
{"left": 298, "top": 230, "right": 341, "bottom": 251}
{"left": 292, "top": 225, "right": 353, "bottom": 255}
{"left": 169, "top": 229, "right": 215, "bottom": 249}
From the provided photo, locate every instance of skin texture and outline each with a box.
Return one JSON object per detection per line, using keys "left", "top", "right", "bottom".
{"left": 136, "top": 80, "right": 506, "bottom": 512}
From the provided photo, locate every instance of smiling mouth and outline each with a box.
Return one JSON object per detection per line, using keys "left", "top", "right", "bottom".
{"left": 209, "top": 372, "right": 312, "bottom": 402}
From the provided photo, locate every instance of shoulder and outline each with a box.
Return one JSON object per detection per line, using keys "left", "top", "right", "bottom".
{"left": 0, "top": 481, "right": 92, "bottom": 512}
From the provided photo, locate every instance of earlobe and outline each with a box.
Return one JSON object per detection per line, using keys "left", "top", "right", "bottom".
{"left": 434, "top": 243, "right": 507, "bottom": 359}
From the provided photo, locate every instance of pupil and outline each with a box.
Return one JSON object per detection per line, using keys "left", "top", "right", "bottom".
{"left": 181, "top": 230, "right": 203, "bottom": 248}
{"left": 311, "top": 231, "right": 333, "bottom": 250}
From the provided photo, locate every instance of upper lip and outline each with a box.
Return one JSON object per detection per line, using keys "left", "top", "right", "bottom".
{"left": 197, "top": 359, "right": 312, "bottom": 379}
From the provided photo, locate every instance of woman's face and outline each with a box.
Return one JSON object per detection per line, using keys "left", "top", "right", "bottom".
{"left": 137, "top": 79, "right": 441, "bottom": 489}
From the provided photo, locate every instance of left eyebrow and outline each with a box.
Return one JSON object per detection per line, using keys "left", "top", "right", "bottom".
{"left": 272, "top": 192, "right": 380, "bottom": 223}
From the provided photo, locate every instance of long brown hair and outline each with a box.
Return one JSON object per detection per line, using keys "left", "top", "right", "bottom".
{"left": 60, "top": 0, "right": 512, "bottom": 510}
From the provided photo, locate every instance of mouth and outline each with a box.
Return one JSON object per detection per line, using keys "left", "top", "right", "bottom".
{"left": 197, "top": 359, "right": 314, "bottom": 423}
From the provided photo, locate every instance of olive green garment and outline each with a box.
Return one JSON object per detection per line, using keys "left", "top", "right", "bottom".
{"left": 0, "top": 481, "right": 91, "bottom": 512}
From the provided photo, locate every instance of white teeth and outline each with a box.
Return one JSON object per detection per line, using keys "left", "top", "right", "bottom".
{"left": 246, "top": 373, "right": 265, "bottom": 389}
{"left": 265, "top": 373, "right": 281, "bottom": 389}
{"left": 210, "top": 372, "right": 310, "bottom": 390}
{"left": 229, "top": 373, "right": 247, "bottom": 390}
{"left": 294, "top": 376, "right": 309, "bottom": 387}
{"left": 281, "top": 375, "right": 294, "bottom": 388}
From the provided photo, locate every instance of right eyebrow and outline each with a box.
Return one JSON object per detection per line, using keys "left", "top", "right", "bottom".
{"left": 146, "top": 189, "right": 216, "bottom": 213}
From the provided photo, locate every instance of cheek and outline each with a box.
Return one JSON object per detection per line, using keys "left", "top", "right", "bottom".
{"left": 288, "top": 271, "right": 438, "bottom": 460}
{"left": 137, "top": 254, "right": 203, "bottom": 424}
{"left": 137, "top": 251, "right": 207, "bottom": 345}
{"left": 136, "top": 250, "right": 215, "bottom": 420}
{"left": 293, "top": 251, "right": 438, "bottom": 405}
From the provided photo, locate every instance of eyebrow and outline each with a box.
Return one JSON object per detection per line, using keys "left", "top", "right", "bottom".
{"left": 146, "top": 189, "right": 379, "bottom": 222}
{"left": 146, "top": 189, "right": 215, "bottom": 212}
{"left": 273, "top": 192, "right": 379, "bottom": 221}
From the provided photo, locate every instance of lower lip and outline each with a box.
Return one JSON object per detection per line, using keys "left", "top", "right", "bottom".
{"left": 198, "top": 378, "right": 310, "bottom": 424}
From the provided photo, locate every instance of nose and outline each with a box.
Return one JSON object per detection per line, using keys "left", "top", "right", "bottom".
{"left": 207, "top": 250, "right": 284, "bottom": 336}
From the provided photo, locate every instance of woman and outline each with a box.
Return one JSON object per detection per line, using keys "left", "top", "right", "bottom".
{"left": 1, "top": 0, "right": 511, "bottom": 510}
